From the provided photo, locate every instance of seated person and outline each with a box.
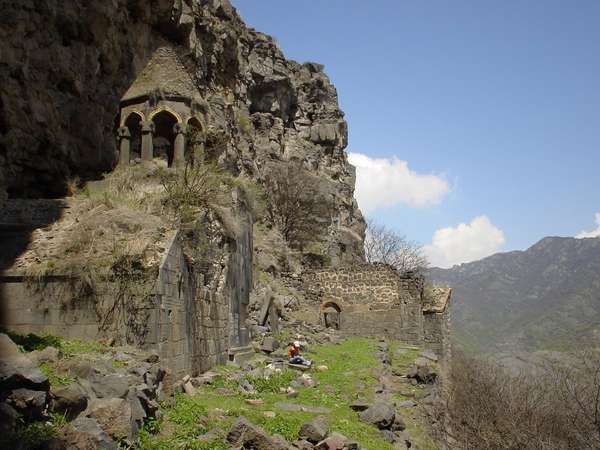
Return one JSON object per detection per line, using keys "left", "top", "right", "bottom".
{"left": 288, "top": 340, "right": 311, "bottom": 367}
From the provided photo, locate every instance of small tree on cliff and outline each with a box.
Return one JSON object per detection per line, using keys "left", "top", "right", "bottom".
{"left": 264, "top": 163, "right": 324, "bottom": 249}
{"left": 364, "top": 219, "right": 428, "bottom": 273}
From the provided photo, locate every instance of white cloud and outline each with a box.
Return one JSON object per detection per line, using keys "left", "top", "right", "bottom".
{"left": 348, "top": 152, "right": 449, "bottom": 213}
{"left": 576, "top": 212, "right": 600, "bottom": 238}
{"left": 424, "top": 216, "right": 506, "bottom": 268}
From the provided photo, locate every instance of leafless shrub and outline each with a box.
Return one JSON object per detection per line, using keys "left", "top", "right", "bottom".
{"left": 264, "top": 163, "right": 325, "bottom": 249}
{"left": 364, "top": 219, "right": 428, "bottom": 273}
{"left": 446, "top": 350, "right": 600, "bottom": 450}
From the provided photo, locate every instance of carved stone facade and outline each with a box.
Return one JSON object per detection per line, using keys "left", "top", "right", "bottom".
{"left": 303, "top": 265, "right": 451, "bottom": 358}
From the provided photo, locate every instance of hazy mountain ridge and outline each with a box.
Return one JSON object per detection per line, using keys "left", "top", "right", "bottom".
{"left": 429, "top": 236, "right": 600, "bottom": 352}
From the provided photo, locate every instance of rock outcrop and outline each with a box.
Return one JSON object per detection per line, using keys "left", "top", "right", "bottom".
{"left": 0, "top": 0, "right": 365, "bottom": 265}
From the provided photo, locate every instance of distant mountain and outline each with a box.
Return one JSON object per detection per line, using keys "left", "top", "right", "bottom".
{"left": 428, "top": 236, "right": 600, "bottom": 352}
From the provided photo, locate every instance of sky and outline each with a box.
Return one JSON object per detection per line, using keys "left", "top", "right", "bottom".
{"left": 232, "top": 0, "right": 600, "bottom": 267}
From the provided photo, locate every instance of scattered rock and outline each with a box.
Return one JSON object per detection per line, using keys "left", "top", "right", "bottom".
{"left": 397, "top": 400, "right": 417, "bottom": 408}
{"left": 420, "top": 349, "right": 439, "bottom": 362}
{"left": 407, "top": 358, "right": 438, "bottom": 384}
{"left": 299, "top": 415, "right": 329, "bottom": 443}
{"left": 6, "top": 388, "right": 48, "bottom": 421}
{"left": 260, "top": 337, "right": 279, "bottom": 353}
{"left": 274, "top": 402, "right": 331, "bottom": 414}
{"left": 182, "top": 381, "right": 196, "bottom": 396}
{"left": 197, "top": 428, "right": 224, "bottom": 443}
{"left": 391, "top": 413, "right": 406, "bottom": 431}
{"left": 0, "top": 333, "right": 20, "bottom": 358}
{"left": 245, "top": 398, "right": 264, "bottom": 405}
{"left": 286, "top": 387, "right": 299, "bottom": 398}
{"left": 316, "top": 365, "right": 329, "bottom": 372}
{"left": 0, "top": 402, "right": 19, "bottom": 433}
{"left": 227, "top": 416, "right": 293, "bottom": 450}
{"left": 51, "top": 383, "right": 88, "bottom": 420}
{"left": 86, "top": 398, "right": 137, "bottom": 442}
{"left": 145, "top": 352, "right": 160, "bottom": 364}
{"left": 29, "top": 346, "right": 60, "bottom": 365}
{"left": 349, "top": 399, "right": 370, "bottom": 412}
{"left": 90, "top": 373, "right": 130, "bottom": 398}
{"left": 263, "top": 410, "right": 276, "bottom": 418}
{"left": 239, "top": 378, "right": 256, "bottom": 394}
{"left": 0, "top": 357, "right": 49, "bottom": 392}
{"left": 315, "top": 432, "right": 351, "bottom": 450}
{"left": 59, "top": 417, "right": 118, "bottom": 450}
{"left": 359, "top": 402, "right": 396, "bottom": 430}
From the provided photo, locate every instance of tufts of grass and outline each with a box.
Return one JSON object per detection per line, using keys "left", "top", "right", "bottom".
{"left": 39, "top": 363, "right": 73, "bottom": 387}
{"left": 244, "top": 369, "right": 297, "bottom": 394}
{"left": 3, "top": 331, "right": 107, "bottom": 357}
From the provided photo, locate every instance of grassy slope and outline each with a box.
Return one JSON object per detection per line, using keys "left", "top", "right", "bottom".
{"left": 139, "top": 337, "right": 437, "bottom": 450}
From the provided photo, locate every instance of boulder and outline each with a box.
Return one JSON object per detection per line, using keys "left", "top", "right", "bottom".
{"left": 59, "top": 417, "right": 118, "bottom": 450}
{"left": 0, "top": 333, "right": 20, "bottom": 358}
{"left": 349, "top": 399, "right": 370, "bottom": 412}
{"left": 0, "top": 357, "right": 49, "bottom": 392}
{"left": 260, "top": 337, "right": 279, "bottom": 353}
{"left": 226, "top": 416, "right": 294, "bottom": 450}
{"left": 90, "top": 373, "right": 130, "bottom": 398}
{"left": 0, "top": 402, "right": 19, "bottom": 433}
{"left": 6, "top": 388, "right": 48, "bottom": 421}
{"left": 420, "top": 349, "right": 439, "bottom": 362}
{"left": 407, "top": 358, "right": 438, "bottom": 384}
{"left": 299, "top": 415, "right": 329, "bottom": 443}
{"left": 359, "top": 402, "right": 396, "bottom": 430}
{"left": 315, "top": 432, "right": 351, "bottom": 450}
{"left": 391, "top": 413, "right": 406, "bottom": 432}
{"left": 51, "top": 383, "right": 88, "bottom": 420}
{"left": 29, "top": 346, "right": 60, "bottom": 365}
{"left": 86, "top": 398, "right": 137, "bottom": 442}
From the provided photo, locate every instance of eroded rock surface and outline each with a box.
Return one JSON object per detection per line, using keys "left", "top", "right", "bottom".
{"left": 1, "top": 0, "right": 365, "bottom": 265}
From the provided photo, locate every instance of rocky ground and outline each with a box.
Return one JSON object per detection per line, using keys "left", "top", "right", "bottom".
{"left": 1, "top": 330, "right": 442, "bottom": 450}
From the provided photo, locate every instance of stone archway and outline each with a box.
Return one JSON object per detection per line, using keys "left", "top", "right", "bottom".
{"left": 321, "top": 301, "right": 342, "bottom": 330}
{"left": 122, "top": 112, "right": 143, "bottom": 162}
{"left": 151, "top": 110, "right": 179, "bottom": 167}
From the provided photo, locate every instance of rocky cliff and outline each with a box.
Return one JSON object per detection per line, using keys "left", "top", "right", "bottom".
{"left": 0, "top": 0, "right": 365, "bottom": 265}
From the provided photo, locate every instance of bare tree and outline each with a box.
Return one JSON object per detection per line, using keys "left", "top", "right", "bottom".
{"left": 364, "top": 219, "right": 428, "bottom": 272}
{"left": 264, "top": 163, "right": 324, "bottom": 249}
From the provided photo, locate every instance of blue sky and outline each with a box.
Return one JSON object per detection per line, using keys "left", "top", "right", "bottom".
{"left": 232, "top": 0, "right": 600, "bottom": 266}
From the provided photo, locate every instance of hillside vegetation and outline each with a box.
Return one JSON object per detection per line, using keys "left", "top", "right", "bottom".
{"left": 429, "top": 236, "right": 600, "bottom": 352}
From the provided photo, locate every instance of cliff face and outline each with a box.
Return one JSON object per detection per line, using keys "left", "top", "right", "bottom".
{"left": 0, "top": 0, "right": 365, "bottom": 265}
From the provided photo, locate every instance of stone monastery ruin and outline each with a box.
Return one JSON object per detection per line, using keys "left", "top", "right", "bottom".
{"left": 0, "top": 0, "right": 450, "bottom": 380}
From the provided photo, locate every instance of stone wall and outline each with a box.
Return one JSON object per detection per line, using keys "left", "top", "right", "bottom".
{"left": 303, "top": 265, "right": 450, "bottom": 356}
{"left": 0, "top": 200, "right": 253, "bottom": 377}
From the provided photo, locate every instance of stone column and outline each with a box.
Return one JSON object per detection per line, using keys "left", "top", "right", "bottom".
{"left": 141, "top": 121, "right": 155, "bottom": 162}
{"left": 172, "top": 122, "right": 186, "bottom": 168}
{"left": 117, "top": 126, "right": 131, "bottom": 166}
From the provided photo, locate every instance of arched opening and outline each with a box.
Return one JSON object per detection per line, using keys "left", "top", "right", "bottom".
{"left": 151, "top": 110, "right": 178, "bottom": 167}
{"left": 124, "top": 112, "right": 143, "bottom": 160}
{"left": 321, "top": 301, "right": 342, "bottom": 330}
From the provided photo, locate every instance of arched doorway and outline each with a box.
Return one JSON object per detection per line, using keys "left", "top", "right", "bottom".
{"left": 151, "top": 110, "right": 179, "bottom": 167}
{"left": 123, "top": 112, "right": 143, "bottom": 160}
{"left": 322, "top": 302, "right": 341, "bottom": 330}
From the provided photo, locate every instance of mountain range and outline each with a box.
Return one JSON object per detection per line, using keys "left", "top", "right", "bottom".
{"left": 429, "top": 236, "right": 600, "bottom": 352}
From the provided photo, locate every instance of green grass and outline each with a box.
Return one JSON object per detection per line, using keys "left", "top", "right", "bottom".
{"left": 39, "top": 362, "right": 73, "bottom": 387}
{"left": 139, "top": 338, "right": 407, "bottom": 450}
{"left": 0, "top": 413, "right": 67, "bottom": 449}
{"left": 3, "top": 331, "right": 107, "bottom": 357}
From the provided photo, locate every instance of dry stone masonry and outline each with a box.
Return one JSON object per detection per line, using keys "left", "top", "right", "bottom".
{"left": 303, "top": 265, "right": 451, "bottom": 358}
